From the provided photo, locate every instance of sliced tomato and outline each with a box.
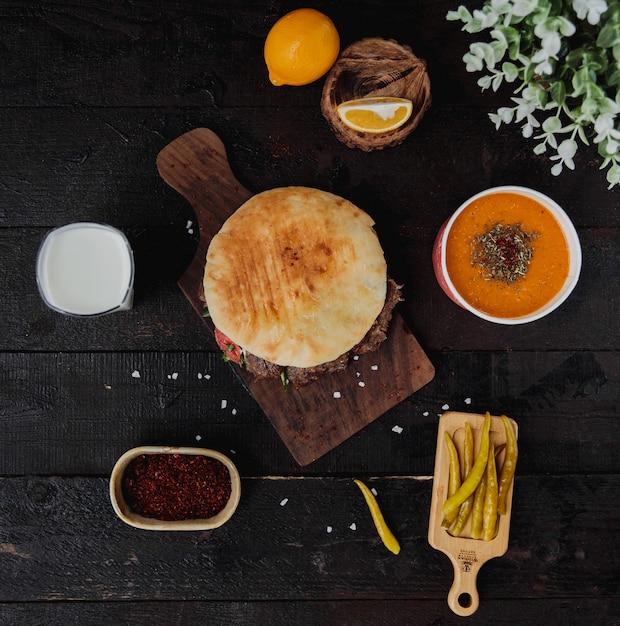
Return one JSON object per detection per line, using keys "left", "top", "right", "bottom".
{"left": 214, "top": 328, "right": 243, "bottom": 365}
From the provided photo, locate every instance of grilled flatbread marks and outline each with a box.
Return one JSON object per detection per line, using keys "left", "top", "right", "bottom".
{"left": 203, "top": 186, "right": 387, "bottom": 368}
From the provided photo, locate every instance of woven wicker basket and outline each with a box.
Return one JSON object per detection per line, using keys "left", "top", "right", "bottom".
{"left": 321, "top": 37, "right": 432, "bottom": 151}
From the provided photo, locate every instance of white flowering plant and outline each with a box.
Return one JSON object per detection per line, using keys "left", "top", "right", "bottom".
{"left": 447, "top": 0, "right": 620, "bottom": 188}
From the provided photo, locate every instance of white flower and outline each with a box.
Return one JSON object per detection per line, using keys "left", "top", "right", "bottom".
{"left": 491, "top": 0, "right": 511, "bottom": 11}
{"left": 498, "top": 106, "right": 515, "bottom": 123}
{"left": 473, "top": 8, "right": 499, "bottom": 28}
{"left": 551, "top": 138, "right": 578, "bottom": 175}
{"left": 448, "top": 0, "right": 620, "bottom": 188}
{"left": 511, "top": 0, "right": 540, "bottom": 17}
{"left": 594, "top": 112, "right": 620, "bottom": 143}
{"left": 464, "top": 43, "right": 486, "bottom": 72}
{"left": 606, "top": 163, "right": 620, "bottom": 188}
{"left": 533, "top": 57, "right": 554, "bottom": 76}
{"left": 558, "top": 138, "right": 578, "bottom": 161}
{"left": 540, "top": 32, "right": 562, "bottom": 57}
{"left": 531, "top": 31, "right": 562, "bottom": 75}
{"left": 522, "top": 120, "right": 538, "bottom": 138}
{"left": 572, "top": 0, "right": 608, "bottom": 25}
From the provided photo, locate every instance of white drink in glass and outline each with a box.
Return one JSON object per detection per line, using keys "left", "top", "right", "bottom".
{"left": 36, "top": 222, "right": 134, "bottom": 316}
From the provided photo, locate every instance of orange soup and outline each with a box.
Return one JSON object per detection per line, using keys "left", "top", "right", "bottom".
{"left": 446, "top": 192, "right": 570, "bottom": 318}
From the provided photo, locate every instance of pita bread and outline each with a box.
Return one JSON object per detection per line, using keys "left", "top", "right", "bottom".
{"left": 203, "top": 186, "right": 387, "bottom": 368}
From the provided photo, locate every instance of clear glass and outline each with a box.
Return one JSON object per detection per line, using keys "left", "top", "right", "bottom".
{"left": 36, "top": 222, "right": 135, "bottom": 317}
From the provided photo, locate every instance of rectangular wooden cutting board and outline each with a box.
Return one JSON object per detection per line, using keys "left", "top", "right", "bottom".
{"left": 156, "top": 128, "right": 435, "bottom": 465}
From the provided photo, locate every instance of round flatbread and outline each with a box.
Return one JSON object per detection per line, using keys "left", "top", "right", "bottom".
{"left": 203, "top": 186, "right": 387, "bottom": 368}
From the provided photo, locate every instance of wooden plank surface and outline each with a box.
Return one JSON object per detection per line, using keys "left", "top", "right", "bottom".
{"left": 0, "top": 475, "right": 617, "bottom": 604}
{"left": 1, "top": 350, "right": 618, "bottom": 476}
{"left": 1, "top": 0, "right": 619, "bottom": 621}
{"left": 2, "top": 599, "right": 619, "bottom": 626}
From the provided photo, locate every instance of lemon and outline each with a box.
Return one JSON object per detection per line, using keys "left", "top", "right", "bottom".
{"left": 264, "top": 8, "right": 340, "bottom": 87}
{"left": 336, "top": 97, "right": 414, "bottom": 134}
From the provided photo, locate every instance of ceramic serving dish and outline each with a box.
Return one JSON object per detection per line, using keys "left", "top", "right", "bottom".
{"left": 110, "top": 445, "right": 241, "bottom": 531}
{"left": 432, "top": 186, "right": 581, "bottom": 324}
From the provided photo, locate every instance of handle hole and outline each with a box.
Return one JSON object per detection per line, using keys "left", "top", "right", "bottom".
{"left": 458, "top": 593, "right": 472, "bottom": 608}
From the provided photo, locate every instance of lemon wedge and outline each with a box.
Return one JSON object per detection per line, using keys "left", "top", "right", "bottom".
{"left": 336, "top": 97, "right": 413, "bottom": 134}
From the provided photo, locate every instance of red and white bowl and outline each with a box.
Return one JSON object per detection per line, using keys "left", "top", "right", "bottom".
{"left": 432, "top": 186, "right": 582, "bottom": 325}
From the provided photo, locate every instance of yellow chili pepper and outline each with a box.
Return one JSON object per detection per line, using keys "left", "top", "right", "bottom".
{"left": 451, "top": 422, "right": 474, "bottom": 537}
{"left": 442, "top": 411, "right": 491, "bottom": 518}
{"left": 469, "top": 471, "right": 486, "bottom": 540}
{"left": 441, "top": 431, "right": 461, "bottom": 528}
{"left": 482, "top": 443, "right": 499, "bottom": 541}
{"left": 498, "top": 414, "right": 518, "bottom": 515}
{"left": 353, "top": 479, "right": 401, "bottom": 555}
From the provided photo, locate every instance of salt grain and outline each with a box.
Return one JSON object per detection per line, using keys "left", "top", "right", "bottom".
{"left": 197, "top": 373, "right": 203, "bottom": 379}
{"left": 358, "top": 381, "right": 366, "bottom": 388}
{"left": 371, "top": 487, "right": 378, "bottom": 496}
{"left": 423, "top": 411, "right": 429, "bottom": 416}
{"left": 442, "top": 404, "right": 450, "bottom": 410}
{"left": 349, "top": 523, "right": 357, "bottom": 531}
{"left": 131, "top": 370, "right": 140, "bottom": 378}
{"left": 392, "top": 425, "right": 403, "bottom": 434}
{"left": 326, "top": 526, "right": 333, "bottom": 533}
{"left": 195, "top": 435, "right": 202, "bottom": 441}
{"left": 280, "top": 498, "right": 288, "bottom": 507}
{"left": 371, "top": 365, "right": 379, "bottom": 371}
{"left": 465, "top": 397, "right": 472, "bottom": 404}
{"left": 353, "top": 355, "right": 360, "bottom": 361}
{"left": 221, "top": 399, "right": 228, "bottom": 409}
{"left": 230, "top": 449, "right": 236, "bottom": 455}
{"left": 205, "top": 374, "right": 211, "bottom": 380}
{"left": 232, "top": 408, "right": 237, "bottom": 416}
{"left": 333, "top": 391, "right": 341, "bottom": 399}
{"left": 172, "top": 372, "right": 178, "bottom": 380}
{"left": 356, "top": 372, "right": 361, "bottom": 377}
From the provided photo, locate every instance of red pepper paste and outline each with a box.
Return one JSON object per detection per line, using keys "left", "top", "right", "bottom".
{"left": 122, "top": 453, "right": 232, "bottom": 521}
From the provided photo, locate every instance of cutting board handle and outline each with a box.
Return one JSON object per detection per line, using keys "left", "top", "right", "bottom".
{"left": 446, "top": 556, "right": 482, "bottom": 617}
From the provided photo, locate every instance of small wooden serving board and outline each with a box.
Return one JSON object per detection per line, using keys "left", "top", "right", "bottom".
{"left": 428, "top": 411, "right": 518, "bottom": 616}
{"left": 156, "top": 128, "right": 435, "bottom": 466}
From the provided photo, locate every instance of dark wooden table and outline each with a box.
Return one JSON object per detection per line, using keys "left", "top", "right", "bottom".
{"left": 1, "top": 2, "right": 619, "bottom": 624}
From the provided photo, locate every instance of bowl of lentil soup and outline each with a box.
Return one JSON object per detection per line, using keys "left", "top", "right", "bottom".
{"left": 432, "top": 186, "right": 581, "bottom": 324}
{"left": 110, "top": 446, "right": 241, "bottom": 530}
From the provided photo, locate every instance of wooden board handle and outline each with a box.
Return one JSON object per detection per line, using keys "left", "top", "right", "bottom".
{"left": 446, "top": 555, "right": 482, "bottom": 617}
{"left": 156, "top": 127, "right": 252, "bottom": 230}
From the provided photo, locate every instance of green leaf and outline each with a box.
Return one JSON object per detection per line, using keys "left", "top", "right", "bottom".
{"left": 478, "top": 75, "right": 494, "bottom": 90}
{"left": 605, "top": 162, "right": 620, "bottom": 188}
{"left": 524, "top": 62, "right": 537, "bottom": 83}
{"left": 512, "top": 0, "right": 540, "bottom": 18}
{"left": 533, "top": 142, "right": 547, "bottom": 155}
{"left": 280, "top": 369, "right": 289, "bottom": 392}
{"left": 597, "top": 21, "right": 620, "bottom": 49}
{"left": 502, "top": 61, "right": 520, "bottom": 82}
{"left": 571, "top": 67, "right": 592, "bottom": 97}
{"left": 606, "top": 66, "right": 620, "bottom": 86}
{"left": 458, "top": 5, "right": 473, "bottom": 21}
{"left": 549, "top": 80, "right": 566, "bottom": 106}
{"left": 542, "top": 115, "right": 562, "bottom": 133}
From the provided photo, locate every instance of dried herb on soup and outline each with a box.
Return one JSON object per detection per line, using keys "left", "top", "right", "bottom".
{"left": 471, "top": 222, "right": 539, "bottom": 284}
